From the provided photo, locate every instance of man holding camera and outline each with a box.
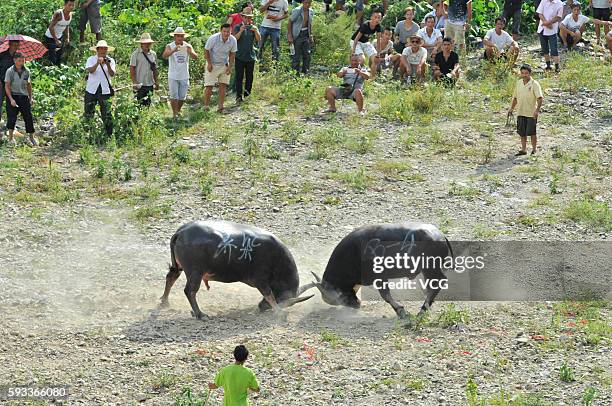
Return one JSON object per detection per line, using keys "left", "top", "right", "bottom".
{"left": 84, "top": 40, "right": 115, "bottom": 136}
{"left": 234, "top": 11, "right": 260, "bottom": 102}
{"left": 324, "top": 54, "right": 370, "bottom": 115}
{"left": 130, "top": 33, "right": 158, "bottom": 106}
{"left": 163, "top": 27, "right": 198, "bottom": 120}
{"left": 204, "top": 24, "right": 238, "bottom": 113}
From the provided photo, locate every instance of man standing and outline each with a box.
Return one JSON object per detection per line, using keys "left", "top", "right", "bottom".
{"left": 84, "top": 40, "right": 115, "bottom": 137}
{"left": 204, "top": 24, "right": 237, "bottom": 113}
{"left": 130, "top": 33, "right": 158, "bottom": 106}
{"left": 0, "top": 39, "right": 20, "bottom": 130}
{"left": 590, "top": 0, "right": 611, "bottom": 45}
{"left": 508, "top": 64, "right": 543, "bottom": 156}
{"left": 502, "top": 0, "right": 524, "bottom": 41}
{"left": 258, "top": 0, "right": 289, "bottom": 65}
{"left": 537, "top": 0, "right": 563, "bottom": 72}
{"left": 483, "top": 17, "right": 519, "bottom": 63}
{"left": 78, "top": 0, "right": 102, "bottom": 44}
{"left": 444, "top": 0, "right": 472, "bottom": 53}
{"left": 163, "top": 27, "right": 198, "bottom": 120}
{"left": 433, "top": 37, "right": 460, "bottom": 85}
{"left": 400, "top": 35, "right": 428, "bottom": 83}
{"left": 45, "top": 0, "right": 75, "bottom": 65}
{"left": 417, "top": 15, "right": 443, "bottom": 61}
{"left": 288, "top": 0, "right": 314, "bottom": 75}
{"left": 324, "top": 54, "right": 369, "bottom": 115}
{"left": 3, "top": 53, "right": 36, "bottom": 147}
{"left": 234, "top": 10, "right": 260, "bottom": 103}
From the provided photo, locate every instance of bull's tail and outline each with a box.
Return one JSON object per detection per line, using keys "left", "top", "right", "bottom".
{"left": 444, "top": 237, "right": 454, "bottom": 273}
{"left": 161, "top": 232, "right": 183, "bottom": 306}
{"left": 169, "top": 232, "right": 182, "bottom": 273}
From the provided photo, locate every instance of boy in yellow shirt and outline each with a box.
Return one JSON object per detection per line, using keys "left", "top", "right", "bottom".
{"left": 208, "top": 345, "right": 260, "bottom": 406}
{"left": 508, "top": 64, "right": 543, "bottom": 156}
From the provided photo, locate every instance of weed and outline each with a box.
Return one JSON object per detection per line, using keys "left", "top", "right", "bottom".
{"left": 559, "top": 362, "right": 575, "bottom": 382}
{"left": 435, "top": 303, "right": 470, "bottom": 328}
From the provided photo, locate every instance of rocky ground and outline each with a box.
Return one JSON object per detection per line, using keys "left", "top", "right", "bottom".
{"left": 0, "top": 38, "right": 610, "bottom": 405}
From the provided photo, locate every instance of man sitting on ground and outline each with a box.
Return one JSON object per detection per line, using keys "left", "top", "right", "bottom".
{"left": 371, "top": 27, "right": 400, "bottom": 79}
{"left": 483, "top": 17, "right": 519, "bottom": 63}
{"left": 560, "top": 3, "right": 611, "bottom": 50}
{"left": 432, "top": 37, "right": 460, "bottom": 85}
{"left": 400, "top": 35, "right": 428, "bottom": 83}
{"left": 324, "top": 54, "right": 370, "bottom": 114}
{"left": 417, "top": 15, "right": 443, "bottom": 62}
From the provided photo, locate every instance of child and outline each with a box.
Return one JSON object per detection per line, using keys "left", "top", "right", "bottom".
{"left": 3, "top": 52, "right": 36, "bottom": 147}
{"left": 208, "top": 345, "right": 260, "bottom": 406}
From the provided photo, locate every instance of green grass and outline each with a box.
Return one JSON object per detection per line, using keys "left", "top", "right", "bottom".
{"left": 563, "top": 197, "right": 611, "bottom": 231}
{"left": 559, "top": 362, "right": 575, "bottom": 382}
{"left": 321, "top": 329, "right": 343, "bottom": 348}
{"left": 327, "top": 168, "right": 372, "bottom": 192}
{"left": 434, "top": 303, "right": 470, "bottom": 328}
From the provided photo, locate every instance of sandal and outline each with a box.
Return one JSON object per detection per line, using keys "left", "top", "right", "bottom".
{"left": 515, "top": 150, "right": 527, "bottom": 156}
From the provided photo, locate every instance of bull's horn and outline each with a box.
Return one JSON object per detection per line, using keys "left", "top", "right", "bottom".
{"left": 297, "top": 282, "right": 315, "bottom": 296}
{"left": 281, "top": 294, "right": 315, "bottom": 308}
{"left": 310, "top": 271, "right": 322, "bottom": 283}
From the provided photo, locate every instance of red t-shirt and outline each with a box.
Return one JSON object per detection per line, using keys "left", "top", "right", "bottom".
{"left": 229, "top": 13, "right": 243, "bottom": 33}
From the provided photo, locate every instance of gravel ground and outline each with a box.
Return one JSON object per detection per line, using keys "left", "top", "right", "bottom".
{"left": 0, "top": 43, "right": 610, "bottom": 405}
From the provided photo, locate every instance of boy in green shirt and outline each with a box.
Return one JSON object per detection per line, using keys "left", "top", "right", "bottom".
{"left": 208, "top": 345, "right": 260, "bottom": 406}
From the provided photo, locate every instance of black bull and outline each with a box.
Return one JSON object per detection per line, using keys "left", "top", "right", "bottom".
{"left": 160, "top": 221, "right": 314, "bottom": 319}
{"left": 300, "top": 223, "right": 454, "bottom": 320}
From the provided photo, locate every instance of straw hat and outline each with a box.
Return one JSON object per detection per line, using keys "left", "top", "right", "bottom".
{"left": 90, "top": 40, "right": 115, "bottom": 52}
{"left": 135, "top": 33, "right": 155, "bottom": 43}
{"left": 169, "top": 27, "right": 190, "bottom": 37}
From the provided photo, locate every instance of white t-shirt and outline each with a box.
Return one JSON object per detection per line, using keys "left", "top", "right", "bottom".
{"left": 167, "top": 41, "right": 190, "bottom": 81}
{"left": 591, "top": 0, "right": 609, "bottom": 8}
{"left": 561, "top": 14, "right": 590, "bottom": 32}
{"left": 85, "top": 55, "right": 116, "bottom": 95}
{"left": 416, "top": 27, "right": 442, "bottom": 46}
{"left": 484, "top": 29, "right": 514, "bottom": 51}
{"left": 261, "top": 0, "right": 289, "bottom": 30}
{"left": 402, "top": 46, "right": 427, "bottom": 65}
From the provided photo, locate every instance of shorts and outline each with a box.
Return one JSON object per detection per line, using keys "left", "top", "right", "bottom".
{"left": 204, "top": 65, "right": 231, "bottom": 87}
{"left": 445, "top": 21, "right": 466, "bottom": 46}
{"left": 79, "top": 2, "right": 102, "bottom": 34}
{"left": 593, "top": 7, "right": 611, "bottom": 21}
{"left": 539, "top": 32, "right": 559, "bottom": 57}
{"left": 168, "top": 78, "right": 189, "bottom": 100}
{"left": 517, "top": 116, "right": 537, "bottom": 137}
{"left": 393, "top": 41, "right": 406, "bottom": 53}
{"left": 406, "top": 63, "right": 428, "bottom": 76}
{"left": 333, "top": 86, "right": 362, "bottom": 101}
{"left": 350, "top": 40, "right": 377, "bottom": 58}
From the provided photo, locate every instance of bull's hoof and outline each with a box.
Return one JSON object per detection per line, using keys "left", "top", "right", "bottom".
{"left": 273, "top": 309, "right": 288, "bottom": 322}
{"left": 158, "top": 300, "right": 170, "bottom": 309}
{"left": 396, "top": 308, "right": 408, "bottom": 320}
{"left": 258, "top": 299, "right": 272, "bottom": 313}
{"left": 190, "top": 310, "right": 207, "bottom": 320}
